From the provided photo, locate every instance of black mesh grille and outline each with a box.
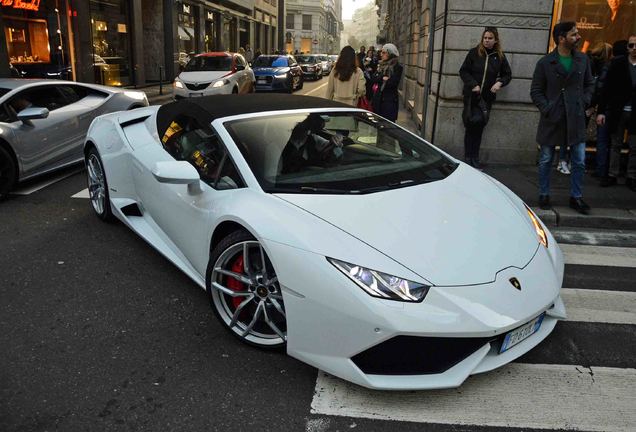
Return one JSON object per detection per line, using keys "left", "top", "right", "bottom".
{"left": 185, "top": 82, "right": 211, "bottom": 91}
{"left": 352, "top": 335, "right": 493, "bottom": 375}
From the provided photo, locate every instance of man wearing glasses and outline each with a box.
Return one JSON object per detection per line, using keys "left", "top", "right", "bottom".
{"left": 596, "top": 34, "right": 636, "bottom": 191}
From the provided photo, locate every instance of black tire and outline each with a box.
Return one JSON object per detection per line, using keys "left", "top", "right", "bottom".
{"left": 298, "top": 76, "right": 304, "bottom": 90}
{"left": 206, "top": 229, "right": 287, "bottom": 349}
{"left": 85, "top": 147, "right": 114, "bottom": 222}
{"left": 0, "top": 145, "right": 17, "bottom": 200}
{"left": 232, "top": 86, "right": 239, "bottom": 94}
{"left": 286, "top": 76, "right": 294, "bottom": 93}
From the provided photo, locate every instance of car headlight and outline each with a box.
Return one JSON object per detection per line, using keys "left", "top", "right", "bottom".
{"left": 274, "top": 73, "right": 288, "bottom": 78}
{"left": 174, "top": 79, "right": 184, "bottom": 89}
{"left": 212, "top": 80, "right": 225, "bottom": 88}
{"left": 328, "top": 258, "right": 430, "bottom": 302}
{"left": 524, "top": 204, "right": 548, "bottom": 248}
{"left": 123, "top": 91, "right": 147, "bottom": 101}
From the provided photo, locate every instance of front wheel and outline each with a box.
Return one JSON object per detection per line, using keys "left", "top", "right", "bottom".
{"left": 85, "top": 147, "right": 114, "bottom": 222}
{"left": 0, "top": 146, "right": 17, "bottom": 200}
{"left": 207, "top": 230, "right": 287, "bottom": 349}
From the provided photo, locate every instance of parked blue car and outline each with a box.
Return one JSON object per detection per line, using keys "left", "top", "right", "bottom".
{"left": 252, "top": 55, "right": 303, "bottom": 93}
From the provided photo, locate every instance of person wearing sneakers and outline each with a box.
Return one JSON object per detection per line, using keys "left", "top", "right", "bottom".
{"left": 557, "top": 147, "right": 571, "bottom": 175}
{"left": 596, "top": 34, "right": 636, "bottom": 191}
{"left": 530, "top": 22, "right": 595, "bottom": 214}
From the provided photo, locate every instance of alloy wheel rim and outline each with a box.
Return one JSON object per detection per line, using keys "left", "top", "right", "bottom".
{"left": 86, "top": 154, "right": 105, "bottom": 215}
{"left": 211, "top": 240, "right": 286, "bottom": 346}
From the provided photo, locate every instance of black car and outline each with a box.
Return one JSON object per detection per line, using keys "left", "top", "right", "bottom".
{"left": 295, "top": 55, "right": 323, "bottom": 80}
{"left": 252, "top": 55, "right": 303, "bottom": 93}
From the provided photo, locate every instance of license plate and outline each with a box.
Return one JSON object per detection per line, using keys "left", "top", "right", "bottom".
{"left": 189, "top": 92, "right": 203, "bottom": 97}
{"left": 257, "top": 78, "right": 266, "bottom": 83}
{"left": 500, "top": 313, "right": 545, "bottom": 353}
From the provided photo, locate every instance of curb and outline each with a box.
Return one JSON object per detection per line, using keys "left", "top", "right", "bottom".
{"left": 533, "top": 206, "right": 636, "bottom": 230}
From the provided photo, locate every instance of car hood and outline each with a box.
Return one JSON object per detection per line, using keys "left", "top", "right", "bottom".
{"left": 178, "top": 71, "right": 229, "bottom": 83}
{"left": 275, "top": 165, "right": 539, "bottom": 286}
{"left": 253, "top": 67, "right": 286, "bottom": 76}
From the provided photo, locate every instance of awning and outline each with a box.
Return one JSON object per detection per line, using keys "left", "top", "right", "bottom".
{"left": 178, "top": 26, "right": 194, "bottom": 40}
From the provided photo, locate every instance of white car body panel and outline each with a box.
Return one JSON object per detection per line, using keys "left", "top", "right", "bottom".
{"left": 84, "top": 102, "right": 565, "bottom": 390}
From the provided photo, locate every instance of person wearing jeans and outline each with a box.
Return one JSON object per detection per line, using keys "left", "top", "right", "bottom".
{"left": 530, "top": 22, "right": 594, "bottom": 214}
{"left": 539, "top": 142, "right": 586, "bottom": 199}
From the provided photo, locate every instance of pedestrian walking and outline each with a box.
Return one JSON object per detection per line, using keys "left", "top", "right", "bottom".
{"left": 325, "top": 45, "right": 366, "bottom": 106}
{"left": 596, "top": 34, "right": 636, "bottom": 191}
{"left": 245, "top": 44, "right": 253, "bottom": 63}
{"left": 363, "top": 47, "right": 379, "bottom": 100}
{"left": 459, "top": 27, "right": 512, "bottom": 169}
{"left": 356, "top": 46, "right": 366, "bottom": 71}
{"left": 369, "top": 43, "right": 403, "bottom": 121}
{"left": 530, "top": 22, "right": 595, "bottom": 214}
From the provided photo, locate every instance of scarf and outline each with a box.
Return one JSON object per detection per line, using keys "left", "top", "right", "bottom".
{"left": 377, "top": 56, "right": 398, "bottom": 77}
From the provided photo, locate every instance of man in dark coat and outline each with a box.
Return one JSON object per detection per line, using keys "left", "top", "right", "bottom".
{"left": 530, "top": 22, "right": 595, "bottom": 214}
{"left": 596, "top": 34, "right": 636, "bottom": 190}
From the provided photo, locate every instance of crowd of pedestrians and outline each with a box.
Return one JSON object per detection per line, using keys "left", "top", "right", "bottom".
{"left": 237, "top": 17, "right": 635, "bottom": 215}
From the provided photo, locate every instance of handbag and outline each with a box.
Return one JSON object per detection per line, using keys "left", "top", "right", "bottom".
{"left": 463, "top": 98, "right": 489, "bottom": 127}
{"left": 357, "top": 95, "right": 371, "bottom": 111}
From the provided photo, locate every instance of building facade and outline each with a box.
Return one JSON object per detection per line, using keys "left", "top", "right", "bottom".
{"left": 0, "top": 0, "right": 278, "bottom": 85}
{"left": 285, "top": 0, "right": 341, "bottom": 54}
{"left": 341, "top": 2, "right": 379, "bottom": 50}
{"left": 377, "top": 0, "right": 636, "bottom": 164}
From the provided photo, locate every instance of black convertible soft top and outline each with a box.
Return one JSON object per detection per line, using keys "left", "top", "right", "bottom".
{"left": 156, "top": 94, "right": 350, "bottom": 140}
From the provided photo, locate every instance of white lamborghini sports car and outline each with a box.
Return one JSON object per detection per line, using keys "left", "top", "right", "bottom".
{"left": 84, "top": 94, "right": 566, "bottom": 390}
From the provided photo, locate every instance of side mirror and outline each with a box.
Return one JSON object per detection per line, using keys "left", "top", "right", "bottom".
{"left": 235, "top": 64, "right": 245, "bottom": 71}
{"left": 17, "top": 107, "right": 49, "bottom": 123}
{"left": 151, "top": 161, "right": 202, "bottom": 194}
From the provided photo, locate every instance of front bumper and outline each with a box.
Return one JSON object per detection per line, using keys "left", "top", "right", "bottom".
{"left": 173, "top": 84, "right": 232, "bottom": 99}
{"left": 264, "top": 238, "right": 565, "bottom": 390}
{"left": 254, "top": 75, "right": 289, "bottom": 91}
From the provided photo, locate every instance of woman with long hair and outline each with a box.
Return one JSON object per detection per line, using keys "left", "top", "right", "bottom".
{"left": 369, "top": 43, "right": 403, "bottom": 121}
{"left": 326, "top": 45, "right": 366, "bottom": 106}
{"left": 459, "top": 27, "right": 512, "bottom": 169}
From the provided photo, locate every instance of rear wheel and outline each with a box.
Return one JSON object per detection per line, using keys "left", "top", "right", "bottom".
{"left": 0, "top": 145, "right": 16, "bottom": 200}
{"left": 232, "top": 86, "right": 239, "bottom": 94}
{"left": 85, "top": 147, "right": 114, "bottom": 222}
{"left": 207, "top": 230, "right": 287, "bottom": 349}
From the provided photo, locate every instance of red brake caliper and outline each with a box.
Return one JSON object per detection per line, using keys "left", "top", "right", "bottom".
{"left": 227, "top": 255, "right": 246, "bottom": 309}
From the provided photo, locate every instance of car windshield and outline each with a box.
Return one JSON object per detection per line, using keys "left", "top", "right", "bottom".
{"left": 318, "top": 56, "right": 328, "bottom": 62}
{"left": 184, "top": 56, "right": 232, "bottom": 72}
{"left": 252, "top": 56, "right": 285, "bottom": 67}
{"left": 296, "top": 56, "right": 316, "bottom": 63}
{"left": 225, "top": 111, "right": 457, "bottom": 194}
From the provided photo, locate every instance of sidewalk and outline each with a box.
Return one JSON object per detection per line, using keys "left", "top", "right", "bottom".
{"left": 141, "top": 84, "right": 636, "bottom": 230}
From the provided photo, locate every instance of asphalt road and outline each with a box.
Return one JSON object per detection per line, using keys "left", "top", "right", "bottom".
{"left": 1, "top": 83, "right": 635, "bottom": 432}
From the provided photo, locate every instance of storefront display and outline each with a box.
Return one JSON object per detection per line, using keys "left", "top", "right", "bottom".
{"left": 89, "top": 0, "right": 133, "bottom": 86}
{"left": 553, "top": 0, "right": 636, "bottom": 51}
{"left": 2, "top": 1, "right": 70, "bottom": 79}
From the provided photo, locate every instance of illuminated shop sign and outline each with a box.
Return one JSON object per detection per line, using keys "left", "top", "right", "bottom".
{"left": 1, "top": 0, "right": 41, "bottom": 12}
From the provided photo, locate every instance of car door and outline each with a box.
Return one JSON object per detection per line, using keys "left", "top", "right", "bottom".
{"left": 6, "top": 84, "right": 84, "bottom": 176}
{"left": 132, "top": 114, "right": 245, "bottom": 275}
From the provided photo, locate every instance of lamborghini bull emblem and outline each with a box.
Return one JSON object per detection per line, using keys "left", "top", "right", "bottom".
{"left": 509, "top": 277, "right": 522, "bottom": 291}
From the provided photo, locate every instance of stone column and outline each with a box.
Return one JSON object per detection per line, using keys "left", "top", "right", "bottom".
{"left": 131, "top": 0, "right": 145, "bottom": 86}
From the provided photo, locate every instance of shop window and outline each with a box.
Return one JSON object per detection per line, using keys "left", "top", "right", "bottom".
{"left": 4, "top": 18, "right": 50, "bottom": 65}
{"left": 302, "top": 15, "right": 312, "bottom": 31}
{"left": 286, "top": 13, "right": 295, "bottom": 29}
{"left": 553, "top": 0, "right": 636, "bottom": 52}
{"left": 90, "top": 0, "right": 133, "bottom": 86}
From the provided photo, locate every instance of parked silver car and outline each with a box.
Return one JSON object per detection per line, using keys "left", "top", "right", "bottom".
{"left": 0, "top": 79, "right": 148, "bottom": 199}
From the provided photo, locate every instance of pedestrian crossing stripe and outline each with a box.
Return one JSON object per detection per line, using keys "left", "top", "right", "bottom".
{"left": 561, "top": 288, "right": 636, "bottom": 324}
{"left": 560, "top": 243, "right": 636, "bottom": 268}
{"left": 311, "top": 364, "right": 636, "bottom": 432}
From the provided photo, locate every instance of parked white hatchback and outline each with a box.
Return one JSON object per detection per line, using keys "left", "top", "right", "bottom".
{"left": 173, "top": 52, "right": 255, "bottom": 99}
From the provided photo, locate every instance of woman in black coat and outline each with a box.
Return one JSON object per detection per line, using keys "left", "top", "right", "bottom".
{"left": 370, "top": 43, "right": 403, "bottom": 121}
{"left": 459, "top": 27, "right": 512, "bottom": 169}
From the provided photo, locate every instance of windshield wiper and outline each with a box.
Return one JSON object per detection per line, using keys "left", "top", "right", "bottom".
{"left": 353, "top": 179, "right": 435, "bottom": 194}
{"left": 299, "top": 186, "right": 354, "bottom": 194}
